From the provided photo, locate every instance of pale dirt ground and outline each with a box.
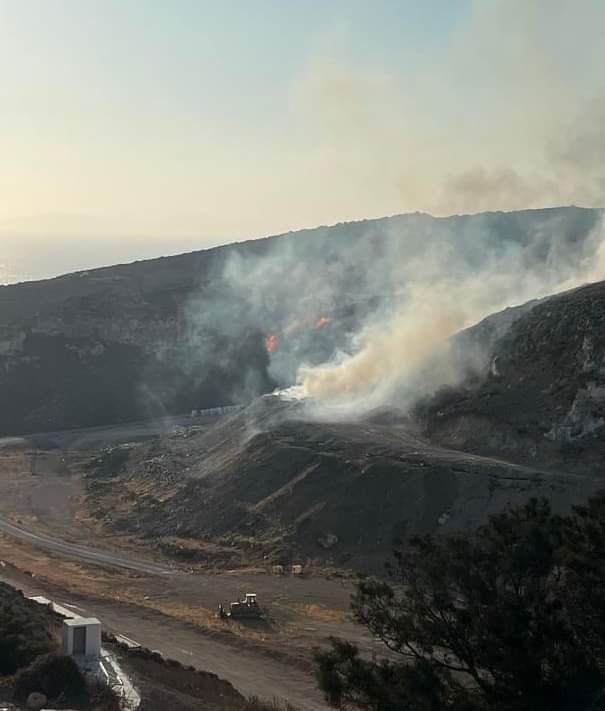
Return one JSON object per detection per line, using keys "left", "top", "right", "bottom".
{"left": 0, "top": 448, "right": 85, "bottom": 531}
{"left": 0, "top": 445, "right": 384, "bottom": 709}
{"left": 0, "top": 560, "right": 329, "bottom": 710}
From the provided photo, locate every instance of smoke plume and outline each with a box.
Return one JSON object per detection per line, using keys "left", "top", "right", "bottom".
{"left": 282, "top": 212, "right": 605, "bottom": 414}
{"left": 291, "top": 1, "right": 605, "bottom": 219}
{"left": 177, "top": 208, "right": 605, "bottom": 418}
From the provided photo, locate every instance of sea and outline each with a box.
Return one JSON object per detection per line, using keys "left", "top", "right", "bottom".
{"left": 0, "top": 263, "right": 30, "bottom": 285}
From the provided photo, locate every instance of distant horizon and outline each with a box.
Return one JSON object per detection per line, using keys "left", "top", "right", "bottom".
{"left": 1, "top": 1, "right": 605, "bottom": 285}
{"left": 2, "top": 203, "right": 601, "bottom": 286}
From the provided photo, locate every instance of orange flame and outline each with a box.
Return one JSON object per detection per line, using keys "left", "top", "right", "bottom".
{"left": 315, "top": 316, "right": 331, "bottom": 328}
{"left": 265, "top": 334, "right": 279, "bottom": 354}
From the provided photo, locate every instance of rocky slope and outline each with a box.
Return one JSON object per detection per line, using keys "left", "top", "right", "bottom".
{"left": 1, "top": 206, "right": 600, "bottom": 435}
{"left": 84, "top": 279, "right": 605, "bottom": 571}
{"left": 419, "top": 280, "right": 605, "bottom": 474}
{"left": 0, "top": 248, "right": 276, "bottom": 434}
{"left": 85, "top": 397, "right": 602, "bottom": 572}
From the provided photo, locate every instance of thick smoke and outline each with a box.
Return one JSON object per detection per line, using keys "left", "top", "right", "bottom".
{"left": 180, "top": 208, "right": 604, "bottom": 418}
{"left": 142, "top": 1, "right": 605, "bottom": 419}
{"left": 289, "top": 215, "right": 605, "bottom": 414}
{"left": 181, "top": 229, "right": 381, "bottom": 400}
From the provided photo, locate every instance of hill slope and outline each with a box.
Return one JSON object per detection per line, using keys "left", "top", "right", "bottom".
{"left": 419, "top": 280, "right": 605, "bottom": 474}
{"left": 84, "top": 280, "right": 605, "bottom": 571}
{"left": 1, "top": 206, "right": 600, "bottom": 434}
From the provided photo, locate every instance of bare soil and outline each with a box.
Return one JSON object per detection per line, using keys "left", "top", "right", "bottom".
{"left": 83, "top": 397, "right": 604, "bottom": 574}
{"left": 0, "top": 561, "right": 329, "bottom": 709}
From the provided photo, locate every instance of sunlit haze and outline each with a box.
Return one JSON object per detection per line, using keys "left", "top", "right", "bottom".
{"left": 1, "top": 0, "right": 604, "bottom": 282}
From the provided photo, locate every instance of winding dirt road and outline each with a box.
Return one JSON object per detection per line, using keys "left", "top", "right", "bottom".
{"left": 0, "top": 516, "right": 172, "bottom": 576}
{"left": 1, "top": 567, "right": 329, "bottom": 709}
{"left": 0, "top": 514, "right": 362, "bottom": 709}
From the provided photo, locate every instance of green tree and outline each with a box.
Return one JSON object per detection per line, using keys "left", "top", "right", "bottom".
{"left": 316, "top": 498, "right": 605, "bottom": 711}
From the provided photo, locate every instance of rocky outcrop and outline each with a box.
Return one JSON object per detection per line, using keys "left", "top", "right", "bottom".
{"left": 419, "top": 281, "right": 605, "bottom": 473}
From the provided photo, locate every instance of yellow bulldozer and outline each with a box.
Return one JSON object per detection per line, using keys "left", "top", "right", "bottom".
{"left": 218, "top": 592, "right": 263, "bottom": 620}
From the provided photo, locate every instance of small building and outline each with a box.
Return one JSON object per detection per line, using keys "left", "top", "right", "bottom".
{"left": 292, "top": 564, "right": 303, "bottom": 576}
{"left": 63, "top": 618, "right": 102, "bottom": 658}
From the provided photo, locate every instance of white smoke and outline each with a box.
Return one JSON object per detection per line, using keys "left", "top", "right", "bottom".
{"left": 284, "top": 215, "right": 605, "bottom": 415}
{"left": 291, "top": 1, "right": 605, "bottom": 219}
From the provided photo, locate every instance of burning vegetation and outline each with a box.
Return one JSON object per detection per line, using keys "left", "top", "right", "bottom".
{"left": 265, "top": 315, "right": 332, "bottom": 355}
{"left": 264, "top": 334, "right": 279, "bottom": 354}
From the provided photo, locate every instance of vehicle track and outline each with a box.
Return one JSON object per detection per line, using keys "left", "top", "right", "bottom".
{"left": 0, "top": 569, "right": 328, "bottom": 710}
{"left": 0, "top": 516, "right": 172, "bottom": 576}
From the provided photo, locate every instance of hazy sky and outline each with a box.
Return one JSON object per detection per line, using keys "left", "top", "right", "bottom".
{"left": 1, "top": 0, "right": 604, "bottom": 281}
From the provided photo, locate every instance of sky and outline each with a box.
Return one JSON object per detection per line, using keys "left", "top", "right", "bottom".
{"left": 1, "top": 0, "right": 604, "bottom": 282}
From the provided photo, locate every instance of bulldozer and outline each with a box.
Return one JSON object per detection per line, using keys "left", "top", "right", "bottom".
{"left": 218, "top": 592, "right": 263, "bottom": 620}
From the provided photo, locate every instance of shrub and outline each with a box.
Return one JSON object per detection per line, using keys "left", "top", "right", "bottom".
{"left": 0, "top": 583, "right": 57, "bottom": 675}
{"left": 14, "top": 653, "right": 87, "bottom": 703}
{"left": 316, "top": 496, "right": 605, "bottom": 711}
{"left": 239, "top": 699, "right": 300, "bottom": 711}
{"left": 88, "top": 680, "right": 122, "bottom": 711}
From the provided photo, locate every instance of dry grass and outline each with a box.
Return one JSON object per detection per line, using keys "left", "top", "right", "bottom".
{"left": 0, "top": 535, "right": 270, "bottom": 644}
{"left": 0, "top": 451, "right": 32, "bottom": 482}
{"left": 0, "top": 533, "right": 146, "bottom": 600}
{"left": 238, "top": 698, "right": 301, "bottom": 711}
{"left": 298, "top": 603, "right": 349, "bottom": 623}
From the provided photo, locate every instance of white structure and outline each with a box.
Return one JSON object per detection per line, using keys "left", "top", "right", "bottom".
{"left": 63, "top": 618, "right": 102, "bottom": 658}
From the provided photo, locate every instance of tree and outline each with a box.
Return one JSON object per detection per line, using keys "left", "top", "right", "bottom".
{"left": 0, "top": 583, "right": 57, "bottom": 675}
{"left": 560, "top": 494, "right": 605, "bottom": 665}
{"left": 15, "top": 653, "right": 87, "bottom": 702}
{"left": 316, "top": 498, "right": 605, "bottom": 711}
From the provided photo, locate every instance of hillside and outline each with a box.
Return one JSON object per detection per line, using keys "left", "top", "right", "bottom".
{"left": 0, "top": 206, "right": 600, "bottom": 435}
{"left": 419, "top": 280, "right": 605, "bottom": 473}
{"left": 84, "top": 279, "right": 605, "bottom": 571}
{"left": 85, "top": 396, "right": 603, "bottom": 572}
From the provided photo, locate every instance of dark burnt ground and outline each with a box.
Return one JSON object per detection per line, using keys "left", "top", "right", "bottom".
{"left": 85, "top": 395, "right": 602, "bottom": 573}
{"left": 84, "top": 279, "right": 605, "bottom": 573}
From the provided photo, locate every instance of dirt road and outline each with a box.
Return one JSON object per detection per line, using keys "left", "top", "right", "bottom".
{"left": 0, "top": 407, "right": 241, "bottom": 451}
{"left": 0, "top": 514, "right": 369, "bottom": 709}
{"left": 0, "top": 420, "right": 379, "bottom": 708}
{"left": 0, "top": 514, "right": 356, "bottom": 613}
{"left": 0, "top": 569, "right": 328, "bottom": 710}
{"left": 0, "top": 516, "right": 172, "bottom": 576}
